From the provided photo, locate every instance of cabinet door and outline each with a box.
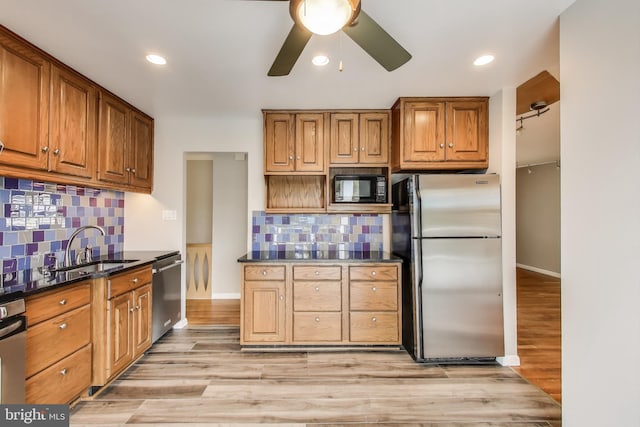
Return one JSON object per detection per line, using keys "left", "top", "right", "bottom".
{"left": 359, "top": 112, "right": 389, "bottom": 164}
{"left": 129, "top": 111, "right": 153, "bottom": 190}
{"left": 402, "top": 101, "right": 445, "bottom": 163}
{"left": 295, "top": 113, "right": 324, "bottom": 172}
{"left": 264, "top": 113, "right": 294, "bottom": 172}
{"left": 329, "top": 113, "right": 358, "bottom": 164}
{"left": 49, "top": 66, "right": 97, "bottom": 178}
{"left": 98, "top": 92, "right": 130, "bottom": 184}
{"left": 445, "top": 100, "right": 488, "bottom": 162}
{"left": 0, "top": 30, "right": 50, "bottom": 170}
{"left": 109, "top": 292, "right": 133, "bottom": 375}
{"left": 243, "top": 281, "right": 286, "bottom": 342}
{"left": 133, "top": 284, "right": 152, "bottom": 357}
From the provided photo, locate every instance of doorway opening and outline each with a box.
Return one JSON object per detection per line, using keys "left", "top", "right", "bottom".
{"left": 184, "top": 152, "right": 248, "bottom": 325}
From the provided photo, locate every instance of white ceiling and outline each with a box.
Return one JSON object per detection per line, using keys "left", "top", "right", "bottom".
{"left": 0, "top": 0, "right": 570, "bottom": 163}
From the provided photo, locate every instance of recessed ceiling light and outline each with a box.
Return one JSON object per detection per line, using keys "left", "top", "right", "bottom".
{"left": 312, "top": 55, "right": 330, "bottom": 67}
{"left": 146, "top": 54, "right": 167, "bottom": 65}
{"left": 473, "top": 54, "right": 494, "bottom": 66}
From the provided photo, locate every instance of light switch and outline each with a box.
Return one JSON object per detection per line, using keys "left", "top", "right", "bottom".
{"left": 162, "top": 210, "right": 177, "bottom": 221}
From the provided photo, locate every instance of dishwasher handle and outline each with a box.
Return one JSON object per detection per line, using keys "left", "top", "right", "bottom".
{"left": 153, "top": 259, "right": 184, "bottom": 274}
{"left": 0, "top": 316, "right": 26, "bottom": 340}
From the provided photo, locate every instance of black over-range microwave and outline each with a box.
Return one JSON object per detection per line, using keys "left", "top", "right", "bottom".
{"left": 334, "top": 175, "right": 387, "bottom": 203}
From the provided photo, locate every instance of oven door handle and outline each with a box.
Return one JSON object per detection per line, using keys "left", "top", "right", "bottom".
{"left": 0, "top": 317, "right": 26, "bottom": 340}
{"left": 152, "top": 259, "right": 184, "bottom": 274}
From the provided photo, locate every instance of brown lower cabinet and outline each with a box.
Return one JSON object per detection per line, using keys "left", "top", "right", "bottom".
{"left": 92, "top": 266, "right": 153, "bottom": 386}
{"left": 25, "top": 281, "right": 92, "bottom": 404}
{"left": 240, "top": 262, "right": 401, "bottom": 347}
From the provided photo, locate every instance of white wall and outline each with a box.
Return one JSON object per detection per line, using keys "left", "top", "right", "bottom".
{"left": 560, "top": 0, "right": 640, "bottom": 425}
{"left": 488, "top": 89, "right": 520, "bottom": 366}
{"left": 212, "top": 152, "right": 248, "bottom": 298}
{"left": 124, "top": 115, "right": 263, "bottom": 323}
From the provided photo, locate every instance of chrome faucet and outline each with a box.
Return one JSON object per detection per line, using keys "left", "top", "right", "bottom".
{"left": 64, "top": 225, "right": 106, "bottom": 267}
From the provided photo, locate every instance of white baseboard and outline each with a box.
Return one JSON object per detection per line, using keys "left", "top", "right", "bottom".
{"left": 173, "top": 318, "right": 188, "bottom": 329}
{"left": 212, "top": 293, "right": 241, "bottom": 300}
{"left": 496, "top": 355, "right": 521, "bottom": 366}
{"left": 516, "top": 263, "right": 561, "bottom": 279}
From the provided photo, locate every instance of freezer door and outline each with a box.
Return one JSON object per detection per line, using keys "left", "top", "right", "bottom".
{"left": 418, "top": 174, "right": 501, "bottom": 237}
{"left": 421, "top": 238, "right": 503, "bottom": 359}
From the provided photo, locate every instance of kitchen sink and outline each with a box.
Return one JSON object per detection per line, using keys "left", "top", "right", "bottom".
{"left": 50, "top": 259, "right": 139, "bottom": 275}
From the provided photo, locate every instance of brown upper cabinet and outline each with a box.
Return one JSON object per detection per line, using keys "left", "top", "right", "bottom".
{"left": 330, "top": 112, "right": 389, "bottom": 165}
{"left": 264, "top": 111, "right": 325, "bottom": 174}
{"left": 97, "top": 92, "right": 153, "bottom": 191}
{"left": 391, "top": 97, "right": 488, "bottom": 171}
{"left": 0, "top": 29, "right": 51, "bottom": 171}
{"left": 0, "top": 25, "right": 153, "bottom": 193}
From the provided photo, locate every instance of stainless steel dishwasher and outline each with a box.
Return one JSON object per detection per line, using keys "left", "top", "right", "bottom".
{"left": 0, "top": 297, "right": 26, "bottom": 403}
{"left": 152, "top": 254, "right": 183, "bottom": 343}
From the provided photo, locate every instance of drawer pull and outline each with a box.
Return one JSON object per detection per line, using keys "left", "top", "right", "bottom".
{"left": 59, "top": 323, "right": 67, "bottom": 330}
{"left": 315, "top": 317, "right": 320, "bottom": 322}
{"left": 59, "top": 299, "right": 67, "bottom": 305}
{"left": 371, "top": 287, "right": 377, "bottom": 292}
{"left": 371, "top": 317, "right": 377, "bottom": 323}
{"left": 132, "top": 278, "right": 139, "bottom": 284}
{"left": 371, "top": 271, "right": 377, "bottom": 276}
{"left": 262, "top": 270, "right": 267, "bottom": 276}
{"left": 315, "top": 287, "right": 320, "bottom": 292}
{"left": 60, "top": 368, "right": 68, "bottom": 376}
{"left": 315, "top": 271, "right": 319, "bottom": 275}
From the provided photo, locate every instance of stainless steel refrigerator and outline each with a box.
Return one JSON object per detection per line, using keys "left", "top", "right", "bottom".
{"left": 392, "top": 174, "right": 504, "bottom": 362}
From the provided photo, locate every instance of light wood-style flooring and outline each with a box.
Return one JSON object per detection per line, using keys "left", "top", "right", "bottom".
{"left": 71, "top": 326, "right": 561, "bottom": 425}
{"left": 187, "top": 299, "right": 240, "bottom": 325}
{"left": 513, "top": 268, "right": 561, "bottom": 403}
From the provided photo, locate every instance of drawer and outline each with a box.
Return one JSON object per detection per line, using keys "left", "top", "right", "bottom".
{"left": 350, "top": 312, "right": 399, "bottom": 343}
{"left": 26, "top": 344, "right": 92, "bottom": 404}
{"left": 350, "top": 265, "right": 398, "bottom": 281}
{"left": 350, "top": 282, "right": 398, "bottom": 311}
{"left": 26, "top": 281, "right": 91, "bottom": 326}
{"left": 293, "top": 265, "right": 342, "bottom": 281}
{"left": 26, "top": 304, "right": 91, "bottom": 377}
{"left": 293, "top": 312, "right": 342, "bottom": 342}
{"left": 109, "top": 266, "right": 152, "bottom": 298}
{"left": 293, "top": 281, "right": 342, "bottom": 312}
{"left": 244, "top": 265, "right": 286, "bottom": 281}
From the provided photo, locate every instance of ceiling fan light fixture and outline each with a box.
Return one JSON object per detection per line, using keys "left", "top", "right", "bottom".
{"left": 312, "top": 54, "right": 330, "bottom": 66}
{"left": 291, "top": 0, "right": 359, "bottom": 36}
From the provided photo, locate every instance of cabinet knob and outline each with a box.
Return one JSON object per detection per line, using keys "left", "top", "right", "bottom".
{"left": 371, "top": 271, "right": 376, "bottom": 276}
{"left": 361, "top": 147, "right": 365, "bottom": 151}
{"left": 136, "top": 305, "right": 140, "bottom": 310}
{"left": 314, "top": 271, "right": 319, "bottom": 275}
{"left": 53, "top": 148, "right": 60, "bottom": 155}
{"left": 130, "top": 307, "right": 135, "bottom": 313}
{"left": 315, "top": 317, "right": 320, "bottom": 322}
{"left": 279, "top": 295, "right": 284, "bottom": 301}
{"left": 314, "top": 287, "right": 320, "bottom": 292}
{"left": 296, "top": 156, "right": 300, "bottom": 160}
{"left": 126, "top": 167, "right": 132, "bottom": 172}
{"left": 59, "top": 299, "right": 67, "bottom": 305}
{"left": 60, "top": 368, "right": 68, "bottom": 376}
{"left": 353, "top": 147, "right": 358, "bottom": 152}
{"left": 262, "top": 270, "right": 267, "bottom": 276}
{"left": 439, "top": 143, "right": 444, "bottom": 149}
{"left": 59, "top": 323, "right": 67, "bottom": 330}
{"left": 131, "top": 168, "right": 136, "bottom": 173}
{"left": 132, "top": 278, "right": 139, "bottom": 283}
{"left": 42, "top": 146, "right": 50, "bottom": 153}
{"left": 289, "top": 155, "right": 293, "bottom": 160}
{"left": 371, "top": 287, "right": 377, "bottom": 292}
{"left": 448, "top": 143, "right": 454, "bottom": 148}
{"left": 371, "top": 317, "right": 377, "bottom": 323}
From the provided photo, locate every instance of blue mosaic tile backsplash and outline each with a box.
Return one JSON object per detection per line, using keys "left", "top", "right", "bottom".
{"left": 0, "top": 176, "right": 124, "bottom": 276}
{"left": 252, "top": 211, "right": 383, "bottom": 257}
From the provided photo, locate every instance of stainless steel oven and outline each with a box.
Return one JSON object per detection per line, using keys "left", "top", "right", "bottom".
{"left": 0, "top": 297, "right": 26, "bottom": 404}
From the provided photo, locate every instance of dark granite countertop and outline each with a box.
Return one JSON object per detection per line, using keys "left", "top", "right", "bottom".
{"left": 0, "top": 250, "right": 179, "bottom": 303}
{"left": 238, "top": 251, "right": 401, "bottom": 263}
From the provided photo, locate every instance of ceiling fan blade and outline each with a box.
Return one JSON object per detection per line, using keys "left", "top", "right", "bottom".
{"left": 343, "top": 9, "right": 411, "bottom": 71}
{"left": 268, "top": 24, "right": 312, "bottom": 76}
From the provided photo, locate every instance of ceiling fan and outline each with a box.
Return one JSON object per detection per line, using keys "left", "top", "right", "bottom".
{"left": 257, "top": 0, "right": 412, "bottom": 76}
